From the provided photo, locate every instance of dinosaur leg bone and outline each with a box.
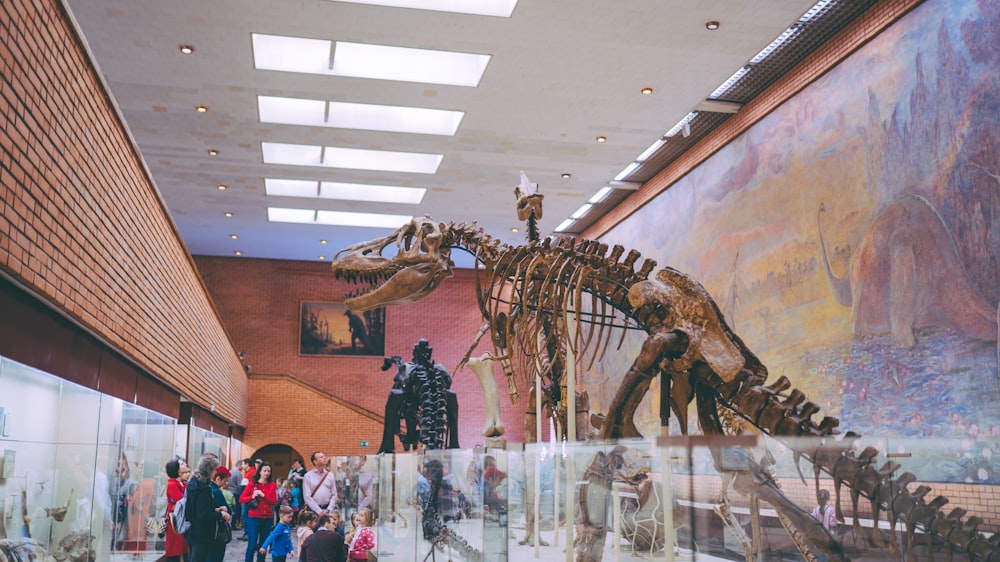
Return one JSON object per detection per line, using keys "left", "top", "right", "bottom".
{"left": 464, "top": 354, "right": 506, "bottom": 437}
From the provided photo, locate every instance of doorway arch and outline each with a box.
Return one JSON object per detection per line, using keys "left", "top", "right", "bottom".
{"left": 253, "top": 443, "right": 306, "bottom": 480}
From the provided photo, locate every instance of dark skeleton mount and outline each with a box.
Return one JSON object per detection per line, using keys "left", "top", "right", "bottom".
{"left": 379, "top": 340, "right": 460, "bottom": 454}
{"left": 332, "top": 179, "right": 1000, "bottom": 562}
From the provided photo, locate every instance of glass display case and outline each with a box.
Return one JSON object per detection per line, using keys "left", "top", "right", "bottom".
{"left": 0, "top": 356, "right": 179, "bottom": 562}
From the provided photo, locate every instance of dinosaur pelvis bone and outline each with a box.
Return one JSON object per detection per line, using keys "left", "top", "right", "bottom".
{"left": 629, "top": 269, "right": 745, "bottom": 382}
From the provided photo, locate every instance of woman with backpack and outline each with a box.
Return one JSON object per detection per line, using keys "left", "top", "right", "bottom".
{"left": 164, "top": 459, "right": 189, "bottom": 562}
{"left": 240, "top": 461, "right": 278, "bottom": 562}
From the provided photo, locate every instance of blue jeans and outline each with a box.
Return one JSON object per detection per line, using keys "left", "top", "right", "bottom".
{"left": 244, "top": 516, "right": 273, "bottom": 562}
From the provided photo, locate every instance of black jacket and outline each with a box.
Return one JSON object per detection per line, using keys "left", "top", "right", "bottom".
{"left": 185, "top": 478, "right": 224, "bottom": 543}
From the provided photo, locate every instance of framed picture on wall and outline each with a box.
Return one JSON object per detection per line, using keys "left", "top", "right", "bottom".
{"left": 299, "top": 301, "right": 386, "bottom": 356}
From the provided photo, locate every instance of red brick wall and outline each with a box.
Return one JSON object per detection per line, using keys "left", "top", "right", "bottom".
{"left": 195, "top": 256, "right": 529, "bottom": 456}
{"left": 0, "top": 0, "right": 248, "bottom": 423}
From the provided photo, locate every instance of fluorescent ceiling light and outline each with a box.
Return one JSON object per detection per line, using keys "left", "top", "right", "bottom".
{"left": 799, "top": 0, "right": 835, "bottom": 23}
{"left": 252, "top": 34, "right": 490, "bottom": 87}
{"left": 321, "top": 182, "right": 425, "bottom": 204}
{"left": 570, "top": 203, "right": 592, "bottom": 220}
{"left": 588, "top": 187, "right": 613, "bottom": 204}
{"left": 329, "top": 0, "right": 518, "bottom": 17}
{"left": 268, "top": 207, "right": 412, "bottom": 228}
{"left": 666, "top": 112, "right": 698, "bottom": 137}
{"left": 268, "top": 207, "right": 317, "bottom": 223}
{"left": 554, "top": 219, "right": 575, "bottom": 232}
{"left": 259, "top": 96, "right": 464, "bottom": 136}
{"left": 709, "top": 67, "right": 750, "bottom": 99}
{"left": 750, "top": 27, "right": 799, "bottom": 64}
{"left": 262, "top": 142, "right": 443, "bottom": 174}
{"left": 317, "top": 210, "right": 413, "bottom": 228}
{"left": 637, "top": 139, "right": 666, "bottom": 162}
{"left": 265, "top": 179, "right": 319, "bottom": 198}
{"left": 613, "top": 162, "right": 640, "bottom": 182}
{"left": 265, "top": 178, "right": 425, "bottom": 204}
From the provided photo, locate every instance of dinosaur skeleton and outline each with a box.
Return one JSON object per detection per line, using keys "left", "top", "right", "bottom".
{"left": 332, "top": 215, "right": 1000, "bottom": 561}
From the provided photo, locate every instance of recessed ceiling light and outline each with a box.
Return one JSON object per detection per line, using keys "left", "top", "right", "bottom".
{"left": 560, "top": 173, "right": 571, "bottom": 179}
{"left": 261, "top": 142, "right": 442, "bottom": 174}
{"left": 224, "top": 211, "right": 233, "bottom": 217}
{"left": 230, "top": 234, "right": 238, "bottom": 239}
{"left": 195, "top": 105, "right": 209, "bottom": 113}
{"left": 207, "top": 149, "right": 219, "bottom": 156}
{"left": 252, "top": 34, "right": 490, "bottom": 87}
{"left": 596, "top": 136, "right": 607, "bottom": 143}
{"left": 511, "top": 227, "right": 518, "bottom": 233}
{"left": 217, "top": 184, "right": 227, "bottom": 190}
{"left": 179, "top": 45, "right": 195, "bottom": 54}
{"left": 705, "top": 21, "right": 720, "bottom": 30}
{"left": 641, "top": 87, "right": 653, "bottom": 95}
{"left": 320, "top": 239, "right": 328, "bottom": 244}
{"left": 318, "top": 256, "right": 326, "bottom": 260}
{"left": 234, "top": 251, "right": 243, "bottom": 256}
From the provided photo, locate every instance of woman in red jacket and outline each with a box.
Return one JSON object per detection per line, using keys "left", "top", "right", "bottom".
{"left": 164, "top": 459, "right": 190, "bottom": 562}
{"left": 240, "top": 462, "right": 277, "bottom": 562}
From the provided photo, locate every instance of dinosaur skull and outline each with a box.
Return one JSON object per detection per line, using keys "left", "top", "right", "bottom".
{"left": 628, "top": 269, "right": 745, "bottom": 382}
{"left": 515, "top": 190, "right": 544, "bottom": 221}
{"left": 331, "top": 216, "right": 454, "bottom": 312}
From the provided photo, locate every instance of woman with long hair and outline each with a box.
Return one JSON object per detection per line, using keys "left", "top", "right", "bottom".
{"left": 239, "top": 461, "right": 277, "bottom": 562}
{"left": 164, "top": 459, "right": 189, "bottom": 562}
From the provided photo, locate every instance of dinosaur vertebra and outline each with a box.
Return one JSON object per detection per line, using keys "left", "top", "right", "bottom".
{"left": 332, "top": 217, "right": 1000, "bottom": 562}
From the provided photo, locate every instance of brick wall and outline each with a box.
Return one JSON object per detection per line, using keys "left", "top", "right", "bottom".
{"left": 195, "top": 256, "right": 530, "bottom": 457}
{"left": 0, "top": 0, "right": 247, "bottom": 424}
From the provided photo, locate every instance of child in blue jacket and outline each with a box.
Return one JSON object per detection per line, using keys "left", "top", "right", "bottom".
{"left": 260, "top": 506, "right": 295, "bottom": 562}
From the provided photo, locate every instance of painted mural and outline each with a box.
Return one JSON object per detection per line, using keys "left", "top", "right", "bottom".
{"left": 591, "top": 0, "right": 1000, "bottom": 483}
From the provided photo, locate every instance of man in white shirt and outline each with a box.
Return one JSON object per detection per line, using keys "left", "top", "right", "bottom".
{"left": 303, "top": 451, "right": 338, "bottom": 516}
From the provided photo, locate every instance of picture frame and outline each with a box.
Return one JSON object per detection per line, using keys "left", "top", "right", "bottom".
{"left": 299, "top": 301, "right": 385, "bottom": 356}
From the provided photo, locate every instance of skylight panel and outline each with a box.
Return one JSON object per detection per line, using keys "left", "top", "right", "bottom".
{"left": 613, "top": 162, "right": 640, "bottom": 182}
{"left": 570, "top": 203, "right": 592, "bottom": 220}
{"left": 329, "top": 0, "right": 518, "bottom": 17}
{"left": 265, "top": 179, "right": 320, "bottom": 198}
{"left": 327, "top": 101, "right": 463, "bottom": 135}
{"left": 324, "top": 146, "right": 442, "bottom": 173}
{"left": 258, "top": 96, "right": 327, "bottom": 127}
{"left": 252, "top": 34, "right": 490, "bottom": 87}
{"left": 262, "top": 142, "right": 443, "bottom": 174}
{"left": 267, "top": 207, "right": 317, "bottom": 224}
{"left": 259, "top": 96, "right": 464, "bottom": 135}
{"left": 554, "top": 219, "right": 575, "bottom": 233}
{"left": 750, "top": 27, "right": 799, "bottom": 64}
{"left": 320, "top": 182, "right": 425, "bottom": 204}
{"left": 316, "top": 210, "right": 413, "bottom": 228}
{"left": 332, "top": 42, "right": 490, "bottom": 87}
{"left": 709, "top": 67, "right": 750, "bottom": 100}
{"left": 665, "top": 112, "right": 698, "bottom": 137}
{"left": 262, "top": 142, "right": 323, "bottom": 166}
{"left": 637, "top": 139, "right": 666, "bottom": 162}
{"left": 588, "top": 187, "right": 613, "bottom": 204}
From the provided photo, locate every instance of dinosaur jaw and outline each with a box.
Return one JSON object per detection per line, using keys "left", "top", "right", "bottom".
{"left": 340, "top": 261, "right": 453, "bottom": 312}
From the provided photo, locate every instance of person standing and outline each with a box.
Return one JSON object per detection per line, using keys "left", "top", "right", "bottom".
{"left": 185, "top": 455, "right": 232, "bottom": 562}
{"left": 288, "top": 459, "right": 306, "bottom": 488}
{"left": 260, "top": 506, "right": 296, "bottom": 562}
{"left": 812, "top": 489, "right": 838, "bottom": 533}
{"left": 164, "top": 459, "right": 189, "bottom": 562}
{"left": 355, "top": 457, "right": 374, "bottom": 511}
{"left": 303, "top": 452, "right": 337, "bottom": 516}
{"left": 241, "top": 462, "right": 278, "bottom": 562}
{"left": 228, "top": 460, "right": 245, "bottom": 530}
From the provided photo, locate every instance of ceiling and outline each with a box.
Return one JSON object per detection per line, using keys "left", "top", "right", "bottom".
{"left": 64, "top": 0, "right": 836, "bottom": 268}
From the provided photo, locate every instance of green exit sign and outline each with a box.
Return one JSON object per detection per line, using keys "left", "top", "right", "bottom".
{"left": 360, "top": 441, "right": 369, "bottom": 447}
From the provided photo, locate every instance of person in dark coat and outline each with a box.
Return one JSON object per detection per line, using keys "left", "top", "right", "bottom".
{"left": 305, "top": 513, "right": 346, "bottom": 562}
{"left": 185, "top": 454, "right": 232, "bottom": 562}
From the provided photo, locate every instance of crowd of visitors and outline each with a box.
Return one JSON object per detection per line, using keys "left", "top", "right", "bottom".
{"left": 158, "top": 451, "right": 376, "bottom": 562}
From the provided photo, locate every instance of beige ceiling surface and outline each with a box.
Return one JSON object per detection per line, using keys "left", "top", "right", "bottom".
{"left": 64, "top": 0, "right": 816, "bottom": 266}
